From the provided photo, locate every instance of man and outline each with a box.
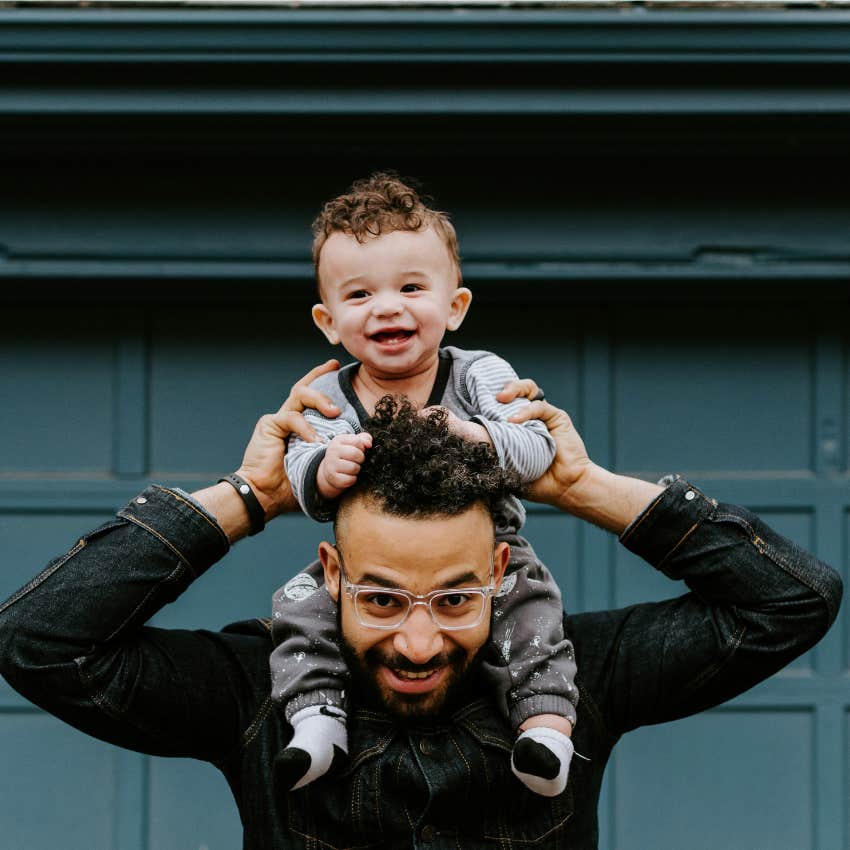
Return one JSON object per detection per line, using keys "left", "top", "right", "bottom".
{"left": 0, "top": 361, "right": 841, "bottom": 850}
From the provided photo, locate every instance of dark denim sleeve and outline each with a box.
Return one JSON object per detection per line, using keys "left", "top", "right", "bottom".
{"left": 570, "top": 478, "right": 843, "bottom": 738}
{"left": 0, "top": 485, "right": 264, "bottom": 761}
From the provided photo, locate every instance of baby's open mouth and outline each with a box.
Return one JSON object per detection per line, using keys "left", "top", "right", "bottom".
{"left": 370, "top": 329, "right": 415, "bottom": 344}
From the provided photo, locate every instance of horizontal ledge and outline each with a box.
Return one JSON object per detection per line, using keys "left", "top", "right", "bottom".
{"left": 0, "top": 475, "right": 848, "bottom": 512}
{"left": 2, "top": 258, "right": 850, "bottom": 282}
{"left": 6, "top": 9, "right": 850, "bottom": 64}
{"left": 721, "top": 674, "right": 850, "bottom": 708}
{"left": 5, "top": 89, "right": 850, "bottom": 115}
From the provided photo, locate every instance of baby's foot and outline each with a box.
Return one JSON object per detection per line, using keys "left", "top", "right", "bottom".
{"left": 275, "top": 705, "right": 348, "bottom": 791}
{"left": 511, "top": 727, "right": 574, "bottom": 797}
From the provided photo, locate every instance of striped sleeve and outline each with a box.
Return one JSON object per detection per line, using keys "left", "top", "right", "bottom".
{"left": 284, "top": 410, "right": 357, "bottom": 519}
{"left": 464, "top": 354, "right": 556, "bottom": 483}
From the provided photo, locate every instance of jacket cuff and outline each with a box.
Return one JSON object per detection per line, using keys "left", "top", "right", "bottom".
{"left": 117, "top": 485, "right": 230, "bottom": 580}
{"left": 619, "top": 478, "right": 716, "bottom": 571}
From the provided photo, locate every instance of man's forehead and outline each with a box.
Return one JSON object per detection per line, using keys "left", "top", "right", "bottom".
{"left": 334, "top": 494, "right": 495, "bottom": 587}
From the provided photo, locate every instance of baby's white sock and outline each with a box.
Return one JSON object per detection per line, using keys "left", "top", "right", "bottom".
{"left": 276, "top": 705, "right": 348, "bottom": 791}
{"left": 511, "top": 726, "right": 574, "bottom": 797}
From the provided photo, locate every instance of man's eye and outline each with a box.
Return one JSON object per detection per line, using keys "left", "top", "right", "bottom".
{"left": 365, "top": 593, "right": 402, "bottom": 608}
{"left": 438, "top": 593, "right": 471, "bottom": 608}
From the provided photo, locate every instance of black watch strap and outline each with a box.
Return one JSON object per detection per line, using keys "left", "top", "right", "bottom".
{"left": 218, "top": 473, "right": 266, "bottom": 536}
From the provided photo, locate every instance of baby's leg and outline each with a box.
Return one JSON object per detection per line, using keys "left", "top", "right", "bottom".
{"left": 269, "top": 559, "right": 348, "bottom": 790}
{"left": 513, "top": 714, "right": 574, "bottom": 798}
{"left": 483, "top": 537, "right": 578, "bottom": 797}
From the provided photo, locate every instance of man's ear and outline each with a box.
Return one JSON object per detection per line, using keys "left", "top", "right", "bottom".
{"left": 446, "top": 286, "right": 472, "bottom": 332}
{"left": 312, "top": 303, "right": 340, "bottom": 345}
{"left": 318, "top": 541, "right": 341, "bottom": 601}
{"left": 491, "top": 541, "right": 510, "bottom": 593}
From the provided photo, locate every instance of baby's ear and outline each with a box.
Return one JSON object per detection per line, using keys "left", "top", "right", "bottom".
{"left": 446, "top": 287, "right": 472, "bottom": 332}
{"left": 312, "top": 303, "right": 340, "bottom": 345}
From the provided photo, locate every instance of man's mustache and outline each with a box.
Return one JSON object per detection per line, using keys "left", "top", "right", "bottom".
{"left": 364, "top": 646, "right": 466, "bottom": 673}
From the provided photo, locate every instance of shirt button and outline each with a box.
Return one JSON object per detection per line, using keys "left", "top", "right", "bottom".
{"left": 684, "top": 490, "right": 696, "bottom": 501}
{"left": 421, "top": 824, "right": 435, "bottom": 843}
{"left": 419, "top": 738, "right": 432, "bottom": 756}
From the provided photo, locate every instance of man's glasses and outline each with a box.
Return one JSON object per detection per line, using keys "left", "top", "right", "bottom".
{"left": 338, "top": 561, "right": 495, "bottom": 631}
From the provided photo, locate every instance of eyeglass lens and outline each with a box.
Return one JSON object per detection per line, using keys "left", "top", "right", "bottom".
{"left": 354, "top": 589, "right": 486, "bottom": 628}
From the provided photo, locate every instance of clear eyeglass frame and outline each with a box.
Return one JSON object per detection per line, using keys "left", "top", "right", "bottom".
{"left": 338, "top": 563, "right": 495, "bottom": 631}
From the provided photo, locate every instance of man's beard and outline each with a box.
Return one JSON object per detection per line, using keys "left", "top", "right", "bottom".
{"left": 340, "top": 638, "right": 483, "bottom": 721}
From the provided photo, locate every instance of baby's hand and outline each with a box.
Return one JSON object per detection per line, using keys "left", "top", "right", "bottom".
{"left": 425, "top": 406, "right": 493, "bottom": 446}
{"left": 316, "top": 433, "right": 373, "bottom": 500}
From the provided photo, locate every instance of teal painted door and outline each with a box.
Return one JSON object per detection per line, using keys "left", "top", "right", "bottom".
{"left": 0, "top": 295, "right": 846, "bottom": 850}
{"left": 3, "top": 6, "right": 850, "bottom": 846}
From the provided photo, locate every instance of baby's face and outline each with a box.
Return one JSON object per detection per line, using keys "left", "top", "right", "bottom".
{"left": 313, "top": 228, "right": 471, "bottom": 379}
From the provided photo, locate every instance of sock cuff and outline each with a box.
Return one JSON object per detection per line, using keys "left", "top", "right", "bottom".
{"left": 291, "top": 704, "right": 347, "bottom": 726}
{"left": 518, "top": 726, "right": 574, "bottom": 754}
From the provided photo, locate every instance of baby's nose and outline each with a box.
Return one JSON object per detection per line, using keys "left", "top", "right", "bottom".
{"left": 371, "top": 294, "right": 403, "bottom": 317}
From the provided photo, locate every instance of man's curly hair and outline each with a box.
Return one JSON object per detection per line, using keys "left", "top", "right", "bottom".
{"left": 312, "top": 171, "right": 461, "bottom": 289}
{"left": 344, "top": 395, "right": 520, "bottom": 522}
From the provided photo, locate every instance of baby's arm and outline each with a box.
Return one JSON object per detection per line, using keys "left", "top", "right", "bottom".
{"left": 464, "top": 354, "right": 556, "bottom": 481}
{"left": 286, "top": 409, "right": 365, "bottom": 520}
{"left": 315, "top": 433, "right": 373, "bottom": 501}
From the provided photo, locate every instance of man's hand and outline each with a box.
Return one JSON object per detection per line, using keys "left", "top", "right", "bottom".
{"left": 500, "top": 379, "right": 662, "bottom": 533}
{"left": 316, "top": 432, "right": 373, "bottom": 500}
{"left": 500, "top": 389, "right": 593, "bottom": 509}
{"left": 235, "top": 359, "right": 342, "bottom": 519}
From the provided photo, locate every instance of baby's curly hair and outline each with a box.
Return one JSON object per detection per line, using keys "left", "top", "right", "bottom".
{"left": 312, "top": 171, "right": 461, "bottom": 288}
{"left": 344, "top": 395, "right": 520, "bottom": 523}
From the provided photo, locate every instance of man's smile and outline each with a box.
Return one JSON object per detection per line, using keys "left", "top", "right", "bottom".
{"left": 381, "top": 663, "right": 447, "bottom": 694}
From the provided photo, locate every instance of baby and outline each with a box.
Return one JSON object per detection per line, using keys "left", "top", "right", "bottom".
{"left": 270, "top": 173, "right": 577, "bottom": 798}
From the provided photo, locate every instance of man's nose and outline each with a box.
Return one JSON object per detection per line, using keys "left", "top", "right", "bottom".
{"left": 393, "top": 604, "right": 444, "bottom": 664}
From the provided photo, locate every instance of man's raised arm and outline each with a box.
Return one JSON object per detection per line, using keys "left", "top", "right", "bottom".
{"left": 506, "top": 390, "right": 842, "bottom": 735}
{"left": 0, "top": 360, "right": 340, "bottom": 759}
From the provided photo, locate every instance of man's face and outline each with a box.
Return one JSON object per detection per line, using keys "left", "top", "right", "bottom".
{"left": 320, "top": 496, "right": 509, "bottom": 719}
{"left": 311, "top": 228, "right": 471, "bottom": 380}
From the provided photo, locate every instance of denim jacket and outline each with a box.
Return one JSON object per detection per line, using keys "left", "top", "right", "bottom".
{"left": 0, "top": 479, "right": 841, "bottom": 849}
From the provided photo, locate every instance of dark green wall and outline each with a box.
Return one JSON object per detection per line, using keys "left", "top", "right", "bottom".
{"left": 0, "top": 8, "right": 848, "bottom": 850}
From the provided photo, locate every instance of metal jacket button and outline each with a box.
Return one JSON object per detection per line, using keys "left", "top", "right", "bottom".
{"left": 421, "top": 824, "right": 435, "bottom": 843}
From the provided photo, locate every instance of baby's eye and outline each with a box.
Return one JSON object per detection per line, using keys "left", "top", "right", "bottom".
{"left": 401, "top": 283, "right": 423, "bottom": 293}
{"left": 346, "top": 290, "right": 369, "bottom": 300}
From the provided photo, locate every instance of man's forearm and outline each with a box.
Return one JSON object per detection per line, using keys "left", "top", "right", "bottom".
{"left": 558, "top": 463, "right": 663, "bottom": 535}
{"left": 192, "top": 481, "right": 254, "bottom": 543}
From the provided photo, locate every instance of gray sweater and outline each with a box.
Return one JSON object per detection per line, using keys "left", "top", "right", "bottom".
{"left": 285, "top": 346, "right": 556, "bottom": 530}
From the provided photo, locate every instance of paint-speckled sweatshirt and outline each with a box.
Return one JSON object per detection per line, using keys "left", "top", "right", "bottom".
{"left": 272, "top": 347, "right": 579, "bottom": 729}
